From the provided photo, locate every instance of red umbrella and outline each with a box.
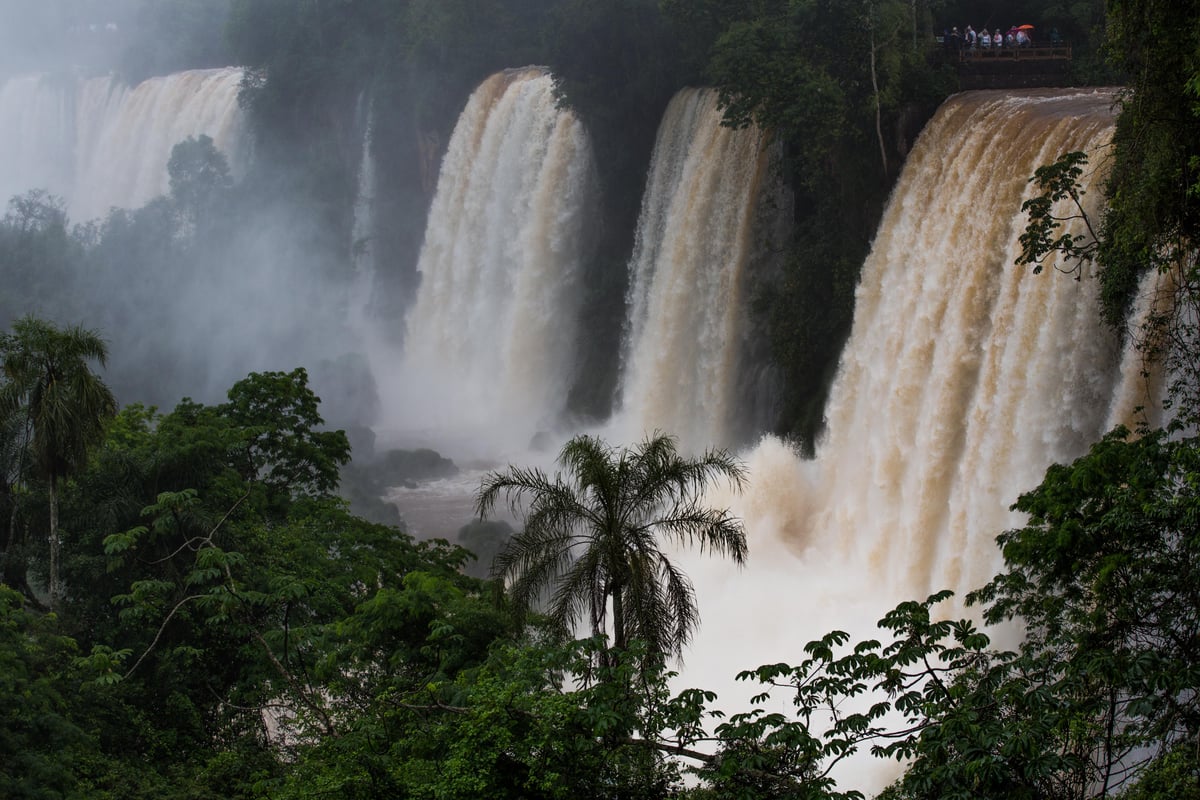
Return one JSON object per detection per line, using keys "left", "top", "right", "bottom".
{"left": 1017, "top": 24, "right": 1035, "bottom": 30}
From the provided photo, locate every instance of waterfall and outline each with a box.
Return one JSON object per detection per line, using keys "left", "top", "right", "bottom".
{"left": 390, "top": 68, "right": 597, "bottom": 453}
{"left": 616, "top": 88, "right": 774, "bottom": 451}
{"left": 0, "top": 67, "right": 244, "bottom": 220}
{"left": 0, "top": 73, "right": 76, "bottom": 203}
{"left": 676, "top": 92, "right": 1147, "bottom": 782}
{"left": 73, "top": 68, "right": 244, "bottom": 220}
{"left": 349, "top": 98, "right": 377, "bottom": 332}
{"left": 806, "top": 89, "right": 1128, "bottom": 597}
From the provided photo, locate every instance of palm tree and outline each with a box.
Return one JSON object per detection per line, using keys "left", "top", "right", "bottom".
{"left": 477, "top": 432, "right": 747, "bottom": 663}
{"left": 0, "top": 316, "right": 117, "bottom": 608}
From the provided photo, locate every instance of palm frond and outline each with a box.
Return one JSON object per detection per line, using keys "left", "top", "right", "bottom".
{"left": 549, "top": 545, "right": 607, "bottom": 637}
{"left": 656, "top": 553, "right": 700, "bottom": 655}
{"left": 652, "top": 502, "right": 748, "bottom": 565}
{"left": 623, "top": 432, "right": 746, "bottom": 528}
{"left": 492, "top": 520, "right": 573, "bottom": 588}
{"left": 476, "top": 464, "right": 554, "bottom": 518}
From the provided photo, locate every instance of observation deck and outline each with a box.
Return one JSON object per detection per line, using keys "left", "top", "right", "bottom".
{"left": 935, "top": 41, "right": 1075, "bottom": 89}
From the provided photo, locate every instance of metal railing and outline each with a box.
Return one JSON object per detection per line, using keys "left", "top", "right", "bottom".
{"left": 957, "top": 42, "right": 1072, "bottom": 61}
{"left": 933, "top": 38, "right": 1073, "bottom": 62}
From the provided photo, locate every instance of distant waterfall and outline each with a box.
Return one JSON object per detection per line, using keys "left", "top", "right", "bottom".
{"left": 617, "top": 88, "right": 774, "bottom": 451}
{"left": 0, "top": 73, "right": 76, "bottom": 203}
{"left": 349, "top": 99, "right": 377, "bottom": 331}
{"left": 0, "top": 68, "right": 244, "bottom": 219}
{"left": 73, "top": 68, "right": 244, "bottom": 220}
{"left": 394, "top": 68, "right": 597, "bottom": 451}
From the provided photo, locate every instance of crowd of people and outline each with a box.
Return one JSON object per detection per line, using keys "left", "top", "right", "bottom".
{"left": 941, "top": 24, "right": 1060, "bottom": 53}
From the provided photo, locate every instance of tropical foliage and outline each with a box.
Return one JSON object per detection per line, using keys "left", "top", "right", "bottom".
{"left": 0, "top": 353, "right": 524, "bottom": 797}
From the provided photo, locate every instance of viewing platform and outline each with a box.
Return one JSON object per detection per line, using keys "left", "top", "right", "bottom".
{"left": 935, "top": 41, "right": 1075, "bottom": 89}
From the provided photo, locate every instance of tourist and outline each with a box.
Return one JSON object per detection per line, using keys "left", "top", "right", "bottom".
{"left": 994, "top": 28, "right": 1004, "bottom": 49}
{"left": 965, "top": 24, "right": 977, "bottom": 49}
{"left": 980, "top": 28, "right": 992, "bottom": 49}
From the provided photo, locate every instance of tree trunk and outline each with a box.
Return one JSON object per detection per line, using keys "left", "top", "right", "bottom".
{"left": 4, "top": 418, "right": 31, "bottom": 592}
{"left": 1, "top": 488, "right": 29, "bottom": 596}
{"left": 869, "top": 25, "right": 889, "bottom": 178}
{"left": 2, "top": 483, "right": 13, "bottom": 575}
{"left": 48, "top": 475, "right": 59, "bottom": 610}
{"left": 911, "top": 0, "right": 918, "bottom": 50}
{"left": 612, "top": 586, "right": 626, "bottom": 652}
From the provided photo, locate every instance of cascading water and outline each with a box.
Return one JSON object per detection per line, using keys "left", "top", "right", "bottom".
{"left": 73, "top": 68, "right": 244, "bottom": 220}
{"left": 0, "top": 65, "right": 375, "bottom": 425}
{"left": 0, "top": 73, "right": 76, "bottom": 202}
{"left": 349, "top": 99, "right": 377, "bottom": 335}
{"left": 616, "top": 88, "right": 774, "bottom": 451}
{"left": 0, "top": 67, "right": 244, "bottom": 219}
{"left": 673, "top": 90, "right": 1150, "bottom": 790}
{"left": 804, "top": 89, "right": 1130, "bottom": 598}
{"left": 386, "top": 68, "right": 597, "bottom": 455}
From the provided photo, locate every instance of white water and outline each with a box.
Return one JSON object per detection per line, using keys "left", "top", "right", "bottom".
{"left": 0, "top": 68, "right": 244, "bottom": 219}
{"left": 802, "top": 89, "right": 1129, "bottom": 597}
{"left": 615, "top": 88, "right": 770, "bottom": 451}
{"left": 674, "top": 89, "right": 1149, "bottom": 791}
{"left": 0, "top": 73, "right": 76, "bottom": 203}
{"left": 349, "top": 99, "right": 377, "bottom": 337}
{"left": 382, "top": 68, "right": 597, "bottom": 457}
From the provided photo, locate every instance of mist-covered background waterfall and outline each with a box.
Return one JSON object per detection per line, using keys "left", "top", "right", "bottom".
{"left": 0, "top": 64, "right": 370, "bottom": 422}
{"left": 0, "top": 67, "right": 243, "bottom": 220}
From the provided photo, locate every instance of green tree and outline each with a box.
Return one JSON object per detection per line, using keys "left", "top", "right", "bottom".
{"left": 841, "top": 430, "right": 1200, "bottom": 800}
{"left": 0, "top": 316, "right": 116, "bottom": 609}
{"left": 0, "top": 585, "right": 94, "bottom": 799}
{"left": 477, "top": 433, "right": 747, "bottom": 664}
{"left": 167, "top": 134, "right": 233, "bottom": 234}
{"left": 0, "top": 191, "right": 81, "bottom": 326}
{"left": 657, "top": 422, "right": 1200, "bottom": 798}
{"left": 1116, "top": 743, "right": 1200, "bottom": 800}
{"left": 44, "top": 367, "right": 514, "bottom": 797}
{"left": 1097, "top": 0, "right": 1200, "bottom": 326}
{"left": 964, "top": 427, "right": 1200, "bottom": 797}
